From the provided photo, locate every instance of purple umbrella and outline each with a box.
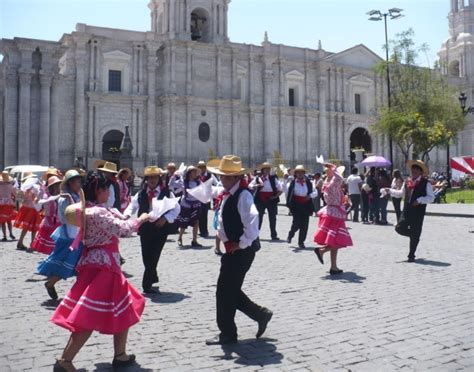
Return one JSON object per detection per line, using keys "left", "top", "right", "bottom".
{"left": 357, "top": 155, "right": 391, "bottom": 168}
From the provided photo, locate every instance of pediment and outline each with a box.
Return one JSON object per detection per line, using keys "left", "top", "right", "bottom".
{"left": 325, "top": 44, "right": 382, "bottom": 69}
{"left": 285, "top": 69, "right": 305, "bottom": 80}
{"left": 103, "top": 50, "right": 132, "bottom": 61}
{"left": 348, "top": 74, "right": 374, "bottom": 86}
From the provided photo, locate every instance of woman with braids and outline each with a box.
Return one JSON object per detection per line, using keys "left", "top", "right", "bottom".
{"left": 175, "top": 165, "right": 203, "bottom": 247}
{"left": 37, "top": 170, "right": 84, "bottom": 300}
{"left": 51, "top": 171, "right": 149, "bottom": 372}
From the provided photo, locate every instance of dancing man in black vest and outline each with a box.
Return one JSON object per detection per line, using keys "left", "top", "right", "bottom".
{"left": 249, "top": 162, "right": 283, "bottom": 241}
{"left": 124, "top": 166, "right": 181, "bottom": 293}
{"left": 386, "top": 160, "right": 434, "bottom": 262}
{"left": 286, "top": 165, "right": 318, "bottom": 249}
{"left": 205, "top": 155, "right": 273, "bottom": 345}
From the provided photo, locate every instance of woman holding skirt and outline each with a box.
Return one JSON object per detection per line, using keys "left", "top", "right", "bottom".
{"left": 313, "top": 164, "right": 353, "bottom": 275}
{"left": 51, "top": 172, "right": 149, "bottom": 372}
{"left": 0, "top": 171, "right": 17, "bottom": 241}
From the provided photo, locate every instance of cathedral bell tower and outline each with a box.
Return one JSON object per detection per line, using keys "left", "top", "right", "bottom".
{"left": 148, "top": 0, "right": 230, "bottom": 44}
{"left": 439, "top": 0, "right": 474, "bottom": 79}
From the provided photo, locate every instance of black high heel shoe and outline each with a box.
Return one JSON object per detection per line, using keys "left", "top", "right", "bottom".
{"left": 112, "top": 353, "right": 136, "bottom": 369}
{"left": 53, "top": 359, "right": 75, "bottom": 372}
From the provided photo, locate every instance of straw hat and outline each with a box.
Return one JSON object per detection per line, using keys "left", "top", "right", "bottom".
{"left": 294, "top": 165, "right": 306, "bottom": 173}
{"left": 207, "top": 155, "right": 250, "bottom": 176}
{"left": 186, "top": 165, "right": 198, "bottom": 173}
{"left": 64, "top": 189, "right": 86, "bottom": 228}
{"left": 197, "top": 161, "right": 207, "bottom": 168}
{"left": 42, "top": 167, "right": 61, "bottom": 181}
{"left": 93, "top": 159, "right": 107, "bottom": 170}
{"left": 337, "top": 166, "right": 346, "bottom": 176}
{"left": 64, "top": 169, "right": 82, "bottom": 183}
{"left": 257, "top": 162, "right": 272, "bottom": 171}
{"left": 1, "top": 171, "right": 13, "bottom": 183}
{"left": 118, "top": 168, "right": 132, "bottom": 177}
{"left": 144, "top": 166, "right": 163, "bottom": 177}
{"left": 21, "top": 172, "right": 37, "bottom": 182}
{"left": 166, "top": 162, "right": 177, "bottom": 169}
{"left": 97, "top": 161, "right": 118, "bottom": 174}
{"left": 47, "top": 176, "right": 63, "bottom": 189}
{"left": 407, "top": 160, "right": 429, "bottom": 177}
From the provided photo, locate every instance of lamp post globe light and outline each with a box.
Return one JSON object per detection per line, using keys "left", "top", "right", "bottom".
{"left": 367, "top": 8, "right": 404, "bottom": 171}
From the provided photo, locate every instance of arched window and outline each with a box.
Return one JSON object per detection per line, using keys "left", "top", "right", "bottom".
{"left": 198, "top": 122, "right": 210, "bottom": 142}
{"left": 191, "top": 8, "right": 211, "bottom": 42}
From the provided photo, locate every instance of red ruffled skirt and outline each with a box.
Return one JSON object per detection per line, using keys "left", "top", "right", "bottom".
{"left": 31, "top": 218, "right": 61, "bottom": 255}
{"left": 51, "top": 268, "right": 145, "bottom": 335}
{"left": 0, "top": 205, "right": 16, "bottom": 224}
{"left": 314, "top": 214, "right": 353, "bottom": 248}
{"left": 14, "top": 206, "right": 42, "bottom": 232}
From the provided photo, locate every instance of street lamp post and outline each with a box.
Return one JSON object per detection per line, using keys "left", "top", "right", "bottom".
{"left": 367, "top": 8, "right": 404, "bottom": 171}
{"left": 455, "top": 92, "right": 474, "bottom": 185}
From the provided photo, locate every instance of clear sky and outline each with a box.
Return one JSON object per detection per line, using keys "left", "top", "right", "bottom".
{"left": 1, "top": 0, "right": 449, "bottom": 67}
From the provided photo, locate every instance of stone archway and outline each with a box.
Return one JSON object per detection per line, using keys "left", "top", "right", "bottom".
{"left": 350, "top": 127, "right": 372, "bottom": 161}
{"left": 102, "top": 129, "right": 124, "bottom": 167}
{"left": 191, "top": 8, "right": 211, "bottom": 42}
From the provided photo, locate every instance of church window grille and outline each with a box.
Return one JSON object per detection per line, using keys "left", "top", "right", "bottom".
{"left": 108, "top": 70, "right": 122, "bottom": 92}
{"left": 355, "top": 93, "right": 361, "bottom": 114}
{"left": 289, "top": 88, "right": 296, "bottom": 107}
{"left": 199, "top": 122, "right": 210, "bottom": 142}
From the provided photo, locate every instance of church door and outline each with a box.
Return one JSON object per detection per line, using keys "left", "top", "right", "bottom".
{"left": 102, "top": 130, "right": 124, "bottom": 167}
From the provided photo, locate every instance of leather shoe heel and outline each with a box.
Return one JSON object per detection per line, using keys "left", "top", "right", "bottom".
{"left": 256, "top": 309, "right": 273, "bottom": 338}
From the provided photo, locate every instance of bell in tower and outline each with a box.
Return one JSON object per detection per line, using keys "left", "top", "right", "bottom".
{"left": 148, "top": 0, "right": 230, "bottom": 44}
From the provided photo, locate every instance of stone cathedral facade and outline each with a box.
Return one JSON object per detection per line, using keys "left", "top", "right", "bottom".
{"left": 0, "top": 0, "right": 473, "bottom": 171}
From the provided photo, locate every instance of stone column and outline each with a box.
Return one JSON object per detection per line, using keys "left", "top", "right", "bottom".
{"left": 146, "top": 44, "right": 159, "bottom": 164}
{"left": 50, "top": 76, "right": 62, "bottom": 166}
{"left": 18, "top": 70, "right": 32, "bottom": 164}
{"left": 3, "top": 71, "right": 19, "bottom": 166}
{"left": 263, "top": 69, "right": 274, "bottom": 160}
{"left": 318, "top": 77, "right": 329, "bottom": 157}
{"left": 75, "top": 43, "right": 87, "bottom": 159}
{"left": 39, "top": 73, "right": 52, "bottom": 165}
{"left": 87, "top": 101, "right": 95, "bottom": 158}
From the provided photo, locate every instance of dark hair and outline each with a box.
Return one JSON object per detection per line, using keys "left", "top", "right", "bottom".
{"left": 83, "top": 171, "right": 109, "bottom": 203}
{"left": 351, "top": 167, "right": 358, "bottom": 175}
{"left": 315, "top": 172, "right": 321, "bottom": 177}
{"left": 411, "top": 164, "right": 423, "bottom": 172}
{"left": 393, "top": 169, "right": 401, "bottom": 179}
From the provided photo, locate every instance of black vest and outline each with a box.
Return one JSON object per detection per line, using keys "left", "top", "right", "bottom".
{"left": 286, "top": 178, "right": 314, "bottom": 214}
{"left": 137, "top": 186, "right": 171, "bottom": 235}
{"left": 254, "top": 175, "right": 280, "bottom": 203}
{"left": 404, "top": 177, "right": 428, "bottom": 214}
{"left": 111, "top": 181, "right": 121, "bottom": 210}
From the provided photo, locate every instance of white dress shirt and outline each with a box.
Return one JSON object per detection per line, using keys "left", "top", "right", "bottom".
{"left": 389, "top": 177, "right": 435, "bottom": 204}
{"left": 106, "top": 184, "right": 116, "bottom": 209}
{"left": 124, "top": 186, "right": 181, "bottom": 223}
{"left": 346, "top": 175, "right": 362, "bottom": 195}
{"left": 292, "top": 179, "right": 319, "bottom": 198}
{"left": 248, "top": 176, "right": 283, "bottom": 192}
{"left": 218, "top": 181, "right": 259, "bottom": 249}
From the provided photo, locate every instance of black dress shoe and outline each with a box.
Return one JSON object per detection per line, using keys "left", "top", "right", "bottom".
{"left": 112, "top": 353, "right": 136, "bottom": 369}
{"left": 191, "top": 240, "right": 203, "bottom": 247}
{"left": 205, "top": 335, "right": 238, "bottom": 346}
{"left": 271, "top": 237, "right": 280, "bottom": 241}
{"left": 119, "top": 255, "right": 126, "bottom": 265}
{"left": 143, "top": 287, "right": 161, "bottom": 295}
{"left": 407, "top": 257, "right": 415, "bottom": 263}
{"left": 9, "top": 234, "right": 16, "bottom": 240}
{"left": 256, "top": 308, "right": 273, "bottom": 338}
{"left": 45, "top": 282, "right": 58, "bottom": 300}
{"left": 329, "top": 269, "right": 343, "bottom": 275}
{"left": 1, "top": 237, "right": 7, "bottom": 242}
{"left": 16, "top": 244, "right": 27, "bottom": 251}
{"left": 286, "top": 235, "right": 292, "bottom": 244}
{"left": 298, "top": 243, "right": 306, "bottom": 249}
{"left": 313, "top": 248, "right": 324, "bottom": 264}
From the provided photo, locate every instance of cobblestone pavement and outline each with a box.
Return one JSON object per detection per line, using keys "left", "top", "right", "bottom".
{"left": 1, "top": 208, "right": 473, "bottom": 371}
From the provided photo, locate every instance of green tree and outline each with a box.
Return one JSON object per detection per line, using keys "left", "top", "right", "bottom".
{"left": 373, "top": 29, "right": 466, "bottom": 163}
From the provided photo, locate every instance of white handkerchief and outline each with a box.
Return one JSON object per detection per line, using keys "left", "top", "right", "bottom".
{"left": 380, "top": 189, "right": 389, "bottom": 198}
{"left": 279, "top": 164, "right": 288, "bottom": 174}
{"left": 187, "top": 178, "right": 213, "bottom": 204}
{"left": 178, "top": 162, "right": 187, "bottom": 174}
{"left": 149, "top": 196, "right": 180, "bottom": 222}
{"left": 316, "top": 155, "right": 325, "bottom": 164}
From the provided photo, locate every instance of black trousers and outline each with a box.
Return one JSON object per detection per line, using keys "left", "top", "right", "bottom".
{"left": 216, "top": 248, "right": 264, "bottom": 339}
{"left": 396, "top": 207, "right": 425, "bottom": 259}
{"left": 139, "top": 226, "right": 169, "bottom": 290}
{"left": 392, "top": 198, "right": 402, "bottom": 222}
{"left": 288, "top": 207, "right": 311, "bottom": 244}
{"left": 349, "top": 194, "right": 361, "bottom": 222}
{"left": 256, "top": 200, "right": 278, "bottom": 239}
{"left": 199, "top": 202, "right": 210, "bottom": 236}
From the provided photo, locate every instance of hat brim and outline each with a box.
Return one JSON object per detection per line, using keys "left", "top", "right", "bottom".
{"left": 207, "top": 166, "right": 251, "bottom": 176}
{"left": 47, "top": 180, "right": 63, "bottom": 188}
{"left": 144, "top": 172, "right": 162, "bottom": 177}
{"left": 97, "top": 167, "right": 118, "bottom": 174}
{"left": 407, "top": 160, "right": 429, "bottom": 176}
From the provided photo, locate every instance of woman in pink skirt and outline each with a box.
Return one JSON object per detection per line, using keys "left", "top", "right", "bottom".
{"left": 31, "top": 176, "right": 62, "bottom": 255}
{"left": 51, "top": 172, "right": 149, "bottom": 372}
{"left": 313, "top": 164, "right": 353, "bottom": 275}
{"left": 0, "top": 171, "right": 17, "bottom": 241}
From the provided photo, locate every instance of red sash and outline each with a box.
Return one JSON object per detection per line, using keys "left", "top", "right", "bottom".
{"left": 259, "top": 191, "right": 273, "bottom": 204}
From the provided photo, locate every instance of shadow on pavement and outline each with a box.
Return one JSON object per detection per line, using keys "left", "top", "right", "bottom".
{"left": 321, "top": 272, "right": 366, "bottom": 284}
{"left": 92, "top": 362, "right": 152, "bottom": 371}
{"left": 414, "top": 259, "right": 451, "bottom": 267}
{"left": 259, "top": 239, "right": 286, "bottom": 244}
{"left": 217, "top": 337, "right": 283, "bottom": 367}
{"left": 178, "top": 244, "right": 213, "bottom": 251}
{"left": 144, "top": 291, "right": 190, "bottom": 304}
{"left": 291, "top": 246, "right": 315, "bottom": 253}
{"left": 40, "top": 298, "right": 61, "bottom": 310}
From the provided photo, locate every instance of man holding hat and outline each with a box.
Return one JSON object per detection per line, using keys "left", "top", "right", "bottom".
{"left": 249, "top": 162, "right": 283, "bottom": 241}
{"left": 205, "top": 155, "right": 273, "bottom": 346}
{"left": 97, "top": 161, "right": 121, "bottom": 211}
{"left": 286, "top": 165, "right": 318, "bottom": 248}
{"left": 385, "top": 160, "right": 434, "bottom": 262}
{"left": 124, "top": 166, "right": 181, "bottom": 294}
